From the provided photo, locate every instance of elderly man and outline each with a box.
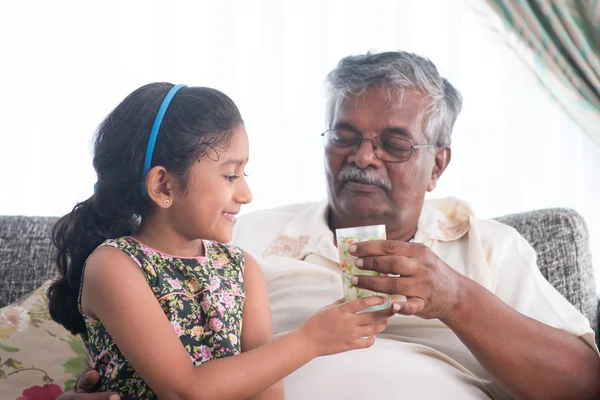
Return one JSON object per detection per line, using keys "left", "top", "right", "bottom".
{"left": 233, "top": 51, "right": 599, "bottom": 400}
{"left": 64, "top": 51, "right": 599, "bottom": 400}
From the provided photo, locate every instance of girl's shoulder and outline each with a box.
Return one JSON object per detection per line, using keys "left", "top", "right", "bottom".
{"left": 90, "top": 236, "right": 148, "bottom": 270}
{"left": 204, "top": 241, "right": 246, "bottom": 268}
{"left": 95, "top": 236, "right": 143, "bottom": 257}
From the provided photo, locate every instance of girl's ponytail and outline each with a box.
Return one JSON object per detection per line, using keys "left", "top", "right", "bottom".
{"left": 47, "top": 196, "right": 137, "bottom": 335}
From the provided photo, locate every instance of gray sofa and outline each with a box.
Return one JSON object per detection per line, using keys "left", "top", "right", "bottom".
{"left": 0, "top": 209, "right": 598, "bottom": 345}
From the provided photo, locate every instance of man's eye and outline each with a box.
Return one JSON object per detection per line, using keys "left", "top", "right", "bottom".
{"left": 381, "top": 136, "right": 412, "bottom": 153}
{"left": 331, "top": 133, "right": 359, "bottom": 147}
{"left": 225, "top": 175, "right": 240, "bottom": 182}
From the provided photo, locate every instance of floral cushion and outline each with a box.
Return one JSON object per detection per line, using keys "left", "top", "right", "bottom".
{"left": 0, "top": 280, "right": 90, "bottom": 399}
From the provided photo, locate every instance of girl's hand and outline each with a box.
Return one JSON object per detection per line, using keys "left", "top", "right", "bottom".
{"left": 299, "top": 297, "right": 394, "bottom": 357}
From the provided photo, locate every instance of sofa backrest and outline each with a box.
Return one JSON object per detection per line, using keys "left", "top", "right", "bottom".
{"left": 496, "top": 208, "right": 597, "bottom": 337}
{"left": 1, "top": 210, "right": 597, "bottom": 338}
{"left": 0, "top": 216, "right": 58, "bottom": 307}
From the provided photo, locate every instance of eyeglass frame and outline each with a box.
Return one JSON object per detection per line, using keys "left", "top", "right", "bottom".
{"left": 320, "top": 129, "right": 436, "bottom": 163}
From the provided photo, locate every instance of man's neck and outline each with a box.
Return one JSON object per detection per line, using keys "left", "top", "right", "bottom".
{"left": 327, "top": 208, "right": 419, "bottom": 243}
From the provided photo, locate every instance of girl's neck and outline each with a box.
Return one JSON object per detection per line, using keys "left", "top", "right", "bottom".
{"left": 134, "top": 215, "right": 206, "bottom": 258}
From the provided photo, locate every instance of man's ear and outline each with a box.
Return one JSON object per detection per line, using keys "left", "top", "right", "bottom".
{"left": 427, "top": 147, "right": 451, "bottom": 192}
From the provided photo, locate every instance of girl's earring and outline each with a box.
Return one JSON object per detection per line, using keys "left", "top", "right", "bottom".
{"left": 163, "top": 199, "right": 171, "bottom": 207}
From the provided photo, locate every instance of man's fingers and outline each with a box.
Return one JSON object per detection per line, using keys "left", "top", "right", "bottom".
{"left": 355, "top": 255, "right": 417, "bottom": 275}
{"left": 351, "top": 275, "right": 415, "bottom": 295}
{"left": 342, "top": 296, "right": 387, "bottom": 313}
{"left": 352, "top": 276, "right": 430, "bottom": 299}
{"left": 75, "top": 368, "right": 101, "bottom": 393}
{"left": 348, "top": 240, "right": 417, "bottom": 257}
{"left": 57, "top": 392, "right": 120, "bottom": 400}
{"left": 392, "top": 298, "right": 425, "bottom": 315}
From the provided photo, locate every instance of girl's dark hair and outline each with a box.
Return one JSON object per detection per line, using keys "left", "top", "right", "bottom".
{"left": 47, "top": 83, "right": 243, "bottom": 335}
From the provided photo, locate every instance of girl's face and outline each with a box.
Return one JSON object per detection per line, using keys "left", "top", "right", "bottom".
{"left": 170, "top": 125, "right": 252, "bottom": 244}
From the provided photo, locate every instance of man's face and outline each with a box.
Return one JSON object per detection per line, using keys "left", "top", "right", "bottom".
{"left": 325, "top": 87, "right": 450, "bottom": 234}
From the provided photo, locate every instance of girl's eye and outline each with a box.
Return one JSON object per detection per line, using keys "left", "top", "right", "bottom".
{"left": 225, "top": 171, "right": 248, "bottom": 182}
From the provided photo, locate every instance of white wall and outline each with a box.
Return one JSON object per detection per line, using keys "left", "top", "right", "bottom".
{"left": 1, "top": 0, "right": 599, "bottom": 291}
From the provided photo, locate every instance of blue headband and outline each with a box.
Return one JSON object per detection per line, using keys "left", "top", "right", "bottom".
{"left": 141, "top": 84, "right": 187, "bottom": 196}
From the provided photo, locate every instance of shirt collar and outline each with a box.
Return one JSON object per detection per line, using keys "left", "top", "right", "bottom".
{"left": 264, "top": 199, "right": 335, "bottom": 261}
{"left": 264, "top": 197, "right": 473, "bottom": 261}
{"left": 413, "top": 197, "right": 473, "bottom": 243}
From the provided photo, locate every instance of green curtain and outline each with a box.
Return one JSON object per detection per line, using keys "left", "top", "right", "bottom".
{"left": 483, "top": 0, "right": 600, "bottom": 145}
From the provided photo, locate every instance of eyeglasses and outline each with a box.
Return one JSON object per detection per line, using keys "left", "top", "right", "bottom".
{"left": 321, "top": 129, "right": 435, "bottom": 163}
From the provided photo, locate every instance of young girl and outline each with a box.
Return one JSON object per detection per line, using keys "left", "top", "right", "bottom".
{"left": 47, "top": 83, "right": 393, "bottom": 399}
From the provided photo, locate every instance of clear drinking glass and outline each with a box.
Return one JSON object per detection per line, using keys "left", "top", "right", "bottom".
{"left": 336, "top": 224, "right": 389, "bottom": 312}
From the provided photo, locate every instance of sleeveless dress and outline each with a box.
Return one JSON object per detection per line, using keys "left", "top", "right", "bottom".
{"left": 78, "top": 236, "right": 246, "bottom": 399}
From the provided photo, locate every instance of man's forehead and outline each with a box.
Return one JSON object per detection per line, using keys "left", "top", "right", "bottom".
{"left": 333, "top": 87, "right": 428, "bottom": 135}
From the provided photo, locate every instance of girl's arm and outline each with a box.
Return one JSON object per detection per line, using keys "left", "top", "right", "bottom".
{"left": 82, "top": 247, "right": 390, "bottom": 400}
{"left": 240, "top": 253, "right": 284, "bottom": 400}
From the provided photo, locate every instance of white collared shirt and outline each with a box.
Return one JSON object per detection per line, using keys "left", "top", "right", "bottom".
{"left": 233, "top": 197, "right": 597, "bottom": 400}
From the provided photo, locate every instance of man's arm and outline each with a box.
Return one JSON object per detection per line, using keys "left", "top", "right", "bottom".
{"left": 350, "top": 240, "right": 600, "bottom": 400}
{"left": 444, "top": 277, "right": 599, "bottom": 400}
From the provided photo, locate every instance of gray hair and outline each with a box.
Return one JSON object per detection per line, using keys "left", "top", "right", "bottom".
{"left": 325, "top": 51, "right": 463, "bottom": 147}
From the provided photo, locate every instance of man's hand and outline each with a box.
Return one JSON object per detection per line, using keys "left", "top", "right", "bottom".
{"left": 57, "top": 368, "right": 120, "bottom": 400}
{"left": 348, "top": 240, "right": 465, "bottom": 321}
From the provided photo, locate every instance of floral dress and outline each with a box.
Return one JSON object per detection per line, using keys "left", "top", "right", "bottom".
{"left": 78, "top": 237, "right": 246, "bottom": 399}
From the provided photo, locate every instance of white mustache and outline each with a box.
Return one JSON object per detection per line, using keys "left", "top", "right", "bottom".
{"left": 337, "top": 166, "right": 392, "bottom": 191}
